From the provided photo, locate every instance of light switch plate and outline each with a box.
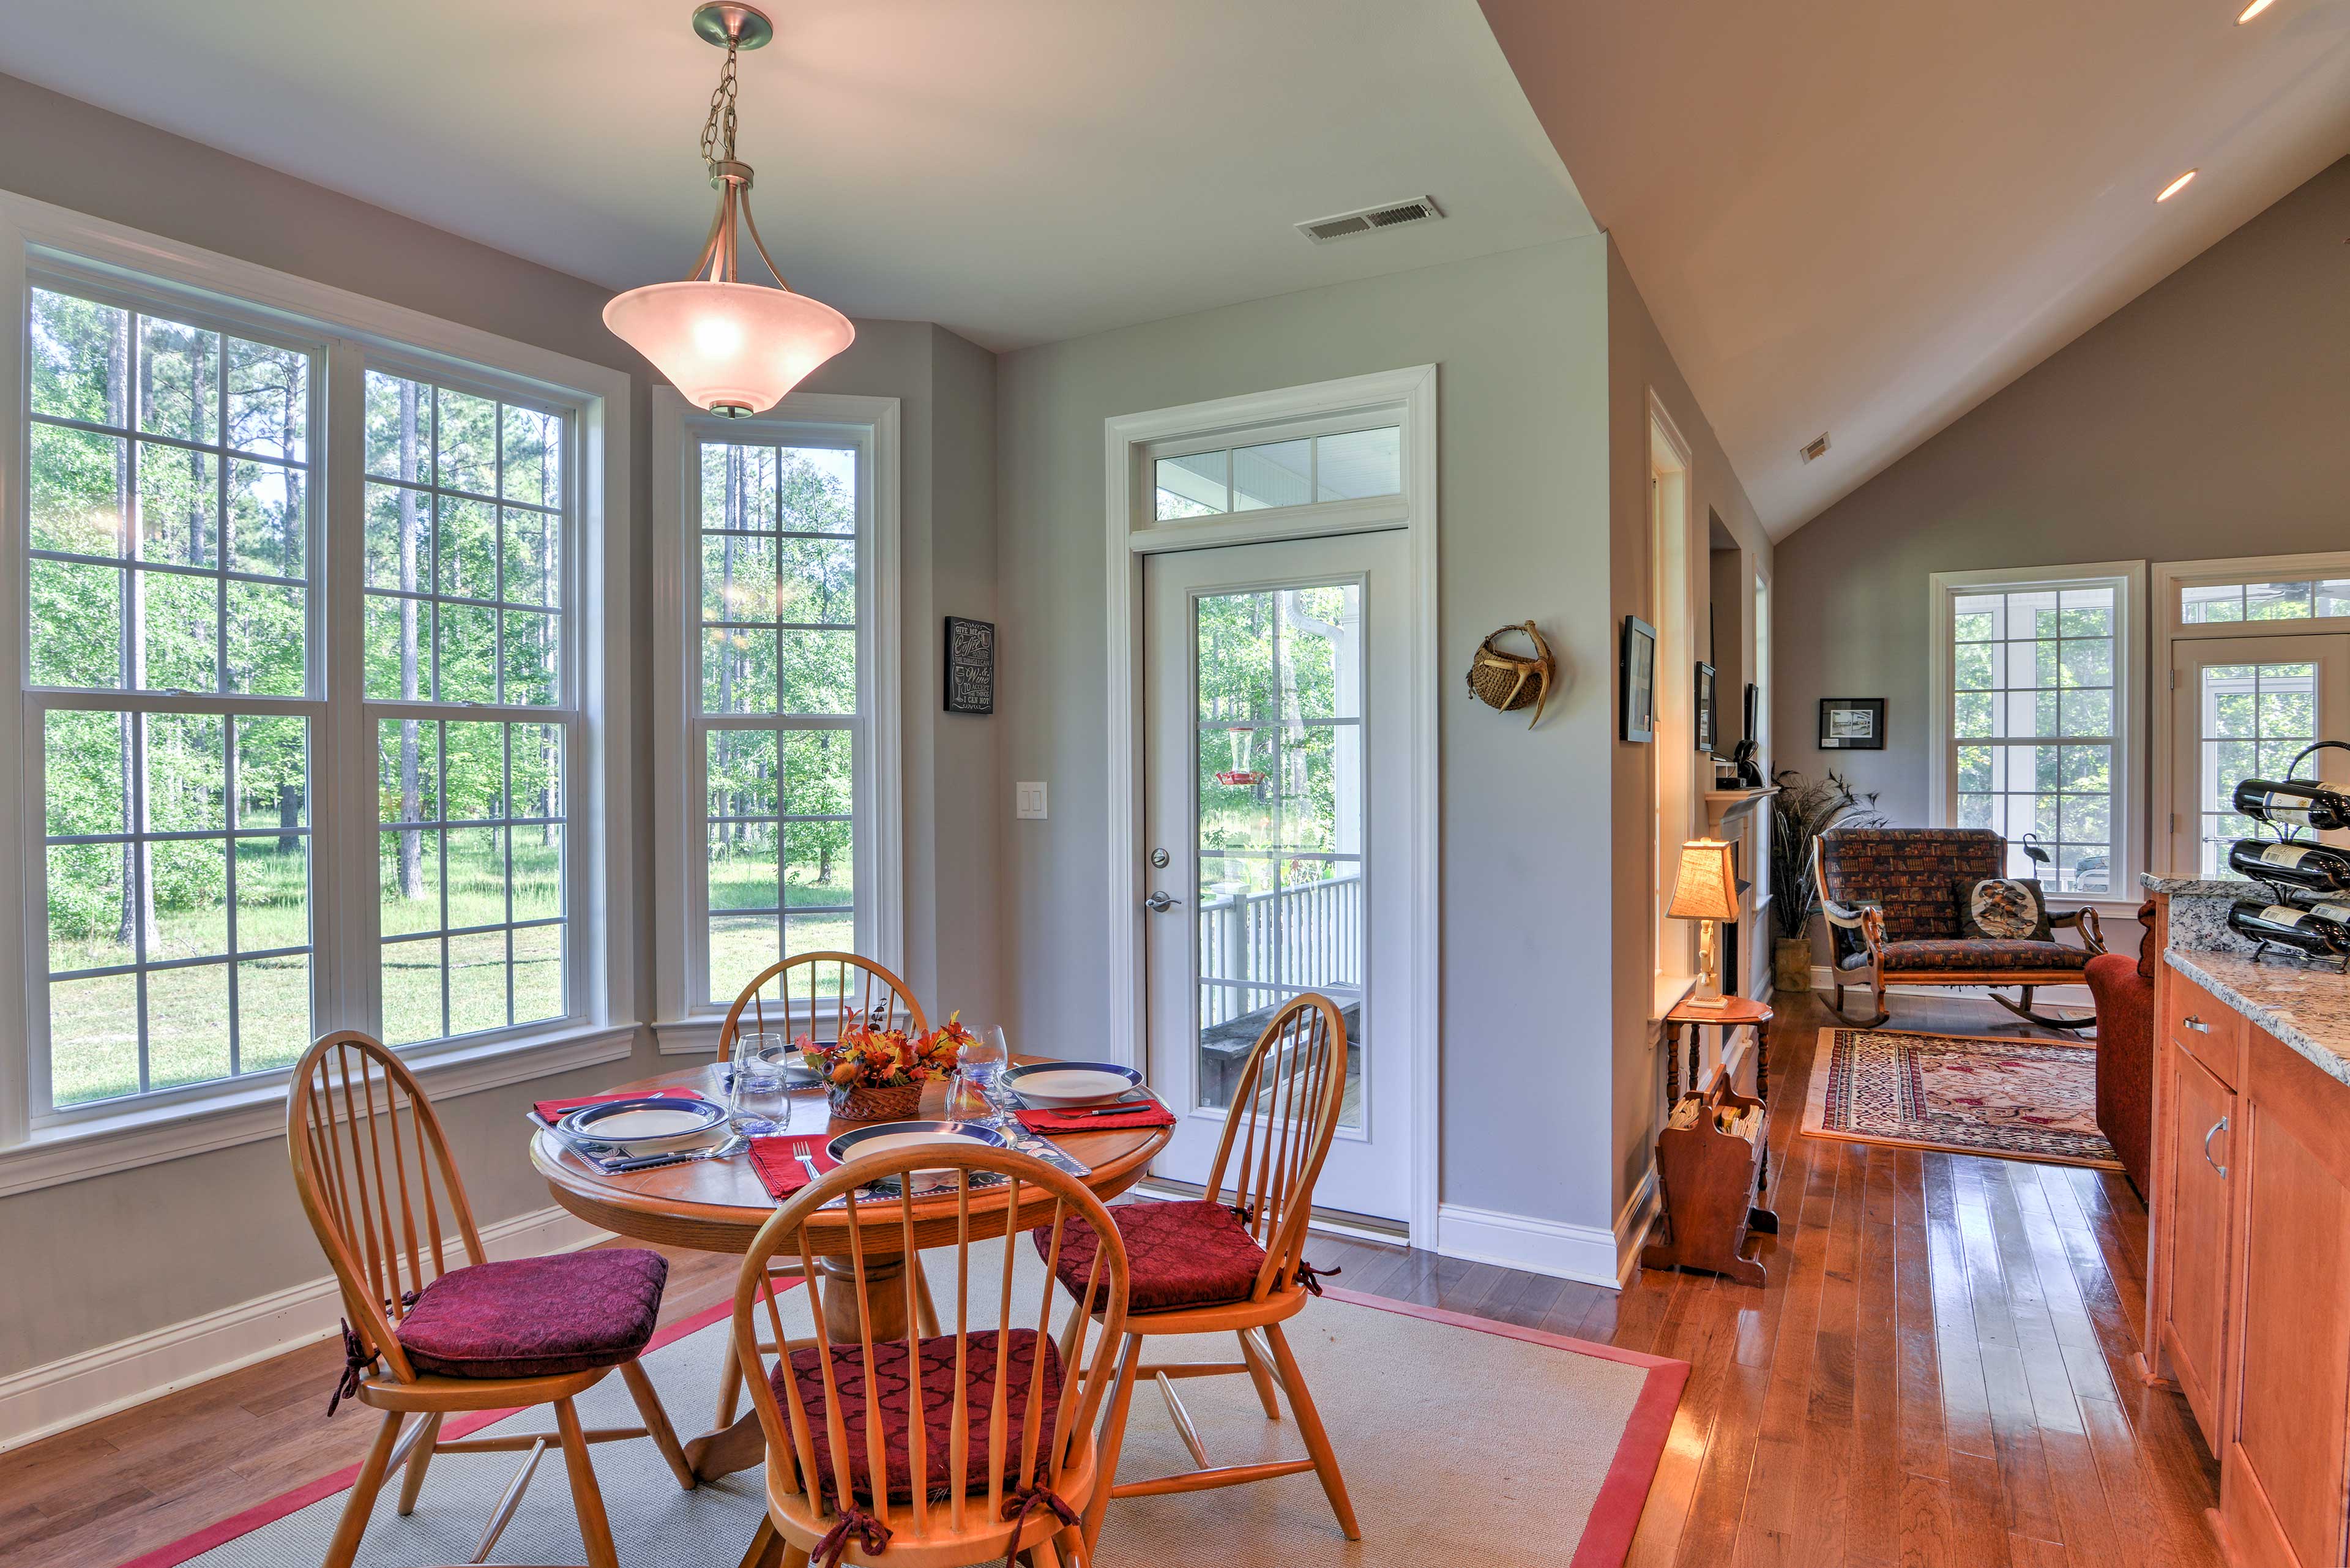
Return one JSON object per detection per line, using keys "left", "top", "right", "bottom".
{"left": 1015, "top": 782, "right": 1047, "bottom": 819}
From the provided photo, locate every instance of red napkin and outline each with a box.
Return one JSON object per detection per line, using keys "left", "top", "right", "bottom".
{"left": 1015, "top": 1103, "right": 1175, "bottom": 1135}
{"left": 532, "top": 1087, "right": 703, "bottom": 1127}
{"left": 748, "top": 1133, "right": 845, "bottom": 1199}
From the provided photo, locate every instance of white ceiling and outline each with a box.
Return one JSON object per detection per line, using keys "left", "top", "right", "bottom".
{"left": 0, "top": 0, "right": 1594, "bottom": 351}
{"left": 1480, "top": 0, "right": 2350, "bottom": 536}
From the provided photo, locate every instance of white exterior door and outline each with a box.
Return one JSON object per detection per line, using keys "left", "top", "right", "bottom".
{"left": 2169, "top": 633, "right": 2350, "bottom": 875}
{"left": 1143, "top": 531, "right": 1410, "bottom": 1222}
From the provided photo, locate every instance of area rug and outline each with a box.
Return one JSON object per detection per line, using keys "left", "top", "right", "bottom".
{"left": 1800, "top": 1026, "right": 2122, "bottom": 1170}
{"left": 121, "top": 1241, "right": 1687, "bottom": 1568}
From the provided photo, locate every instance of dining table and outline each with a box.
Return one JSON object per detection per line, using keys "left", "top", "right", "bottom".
{"left": 531, "top": 1057, "right": 1173, "bottom": 1483}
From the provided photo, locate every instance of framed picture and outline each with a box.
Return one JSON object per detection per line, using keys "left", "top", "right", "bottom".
{"left": 1818, "top": 696, "right": 1885, "bottom": 750}
{"left": 1620, "top": 615, "right": 1656, "bottom": 742}
{"left": 1695, "top": 662, "right": 1717, "bottom": 753}
{"left": 944, "top": 616, "right": 995, "bottom": 714}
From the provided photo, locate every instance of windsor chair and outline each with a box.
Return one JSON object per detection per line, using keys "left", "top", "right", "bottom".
{"left": 711, "top": 951, "right": 944, "bottom": 1435}
{"left": 733, "top": 1146, "right": 1131, "bottom": 1568}
{"left": 286, "top": 1031, "right": 693, "bottom": 1568}
{"left": 1038, "top": 991, "right": 1359, "bottom": 1544}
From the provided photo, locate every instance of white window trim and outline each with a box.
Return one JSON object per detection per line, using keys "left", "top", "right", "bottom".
{"left": 1101, "top": 364, "right": 1438, "bottom": 1247}
{"left": 1926, "top": 560, "right": 2146, "bottom": 908}
{"left": 0, "top": 187, "right": 635, "bottom": 1193}
{"left": 2148, "top": 550, "right": 2350, "bottom": 880}
{"left": 647, "top": 388, "right": 902, "bottom": 1053}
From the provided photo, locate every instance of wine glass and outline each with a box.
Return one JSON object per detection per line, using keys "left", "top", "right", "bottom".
{"left": 730, "top": 1030, "right": 792, "bottom": 1136}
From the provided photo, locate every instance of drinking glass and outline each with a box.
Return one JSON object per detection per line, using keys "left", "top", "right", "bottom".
{"left": 730, "top": 1029, "right": 791, "bottom": 1136}
{"left": 958, "top": 1025, "right": 1010, "bottom": 1124}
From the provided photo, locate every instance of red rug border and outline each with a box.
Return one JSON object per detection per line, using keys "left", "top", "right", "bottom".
{"left": 1320, "top": 1286, "right": 1691, "bottom": 1568}
{"left": 112, "top": 1288, "right": 753, "bottom": 1568}
{"left": 118, "top": 1279, "right": 1687, "bottom": 1568}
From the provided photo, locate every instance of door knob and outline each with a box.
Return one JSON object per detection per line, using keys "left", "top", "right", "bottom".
{"left": 1143, "top": 891, "right": 1184, "bottom": 913}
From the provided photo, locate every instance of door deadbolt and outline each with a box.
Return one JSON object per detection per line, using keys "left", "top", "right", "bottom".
{"left": 1150, "top": 847, "right": 1170, "bottom": 868}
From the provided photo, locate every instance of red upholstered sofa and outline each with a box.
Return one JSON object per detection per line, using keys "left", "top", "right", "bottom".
{"left": 2083, "top": 901, "right": 2157, "bottom": 1194}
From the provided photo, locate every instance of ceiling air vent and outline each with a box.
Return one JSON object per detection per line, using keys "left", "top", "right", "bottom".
{"left": 1799, "top": 433, "right": 1830, "bottom": 464}
{"left": 1297, "top": 195, "right": 1446, "bottom": 245}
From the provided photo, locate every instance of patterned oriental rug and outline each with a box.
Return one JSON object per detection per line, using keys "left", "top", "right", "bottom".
{"left": 122, "top": 1238, "right": 1688, "bottom": 1568}
{"left": 1799, "top": 1026, "right": 2123, "bottom": 1171}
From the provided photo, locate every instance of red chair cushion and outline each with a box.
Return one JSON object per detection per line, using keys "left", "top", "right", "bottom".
{"left": 1835, "top": 938, "right": 2092, "bottom": 974}
{"left": 396, "top": 1249, "right": 667, "bottom": 1379}
{"left": 773, "top": 1329, "right": 1061, "bottom": 1502}
{"left": 1035, "top": 1199, "right": 1267, "bottom": 1313}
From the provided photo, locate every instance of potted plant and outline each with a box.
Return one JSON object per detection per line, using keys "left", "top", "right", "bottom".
{"left": 1768, "top": 767, "right": 1882, "bottom": 993}
{"left": 807, "top": 1018, "right": 966, "bottom": 1121}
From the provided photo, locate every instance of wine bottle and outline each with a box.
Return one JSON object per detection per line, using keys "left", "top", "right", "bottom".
{"left": 2232, "top": 778, "right": 2350, "bottom": 833}
{"left": 2228, "top": 837, "right": 2350, "bottom": 892}
{"left": 2228, "top": 899, "right": 2350, "bottom": 957}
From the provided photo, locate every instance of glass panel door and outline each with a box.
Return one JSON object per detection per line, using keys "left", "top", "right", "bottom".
{"left": 2170, "top": 635, "right": 2350, "bottom": 876}
{"left": 1193, "top": 583, "right": 1363, "bottom": 1126}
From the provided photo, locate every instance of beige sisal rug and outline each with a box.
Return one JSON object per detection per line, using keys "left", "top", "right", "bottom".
{"left": 1800, "top": 1026, "right": 2122, "bottom": 1170}
{"left": 125, "top": 1240, "right": 1685, "bottom": 1568}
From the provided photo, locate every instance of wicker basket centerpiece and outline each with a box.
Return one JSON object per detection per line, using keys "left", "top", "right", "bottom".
{"left": 811, "top": 1015, "right": 971, "bottom": 1122}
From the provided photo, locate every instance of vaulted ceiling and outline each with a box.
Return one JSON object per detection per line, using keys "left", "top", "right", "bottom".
{"left": 0, "top": 0, "right": 1593, "bottom": 350}
{"left": 1479, "top": 0, "right": 2350, "bottom": 535}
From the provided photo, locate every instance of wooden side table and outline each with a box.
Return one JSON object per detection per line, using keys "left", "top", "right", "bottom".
{"left": 1663, "top": 993, "right": 1775, "bottom": 1187}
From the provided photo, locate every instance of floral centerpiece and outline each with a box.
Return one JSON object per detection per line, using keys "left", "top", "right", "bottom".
{"left": 804, "top": 1013, "right": 968, "bottom": 1121}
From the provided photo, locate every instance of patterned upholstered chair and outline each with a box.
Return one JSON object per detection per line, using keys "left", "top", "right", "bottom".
{"left": 1814, "top": 826, "right": 2105, "bottom": 1030}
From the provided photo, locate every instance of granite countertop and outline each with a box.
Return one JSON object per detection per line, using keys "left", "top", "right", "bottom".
{"left": 2143, "top": 873, "right": 2251, "bottom": 898}
{"left": 2166, "top": 946, "right": 2350, "bottom": 1088}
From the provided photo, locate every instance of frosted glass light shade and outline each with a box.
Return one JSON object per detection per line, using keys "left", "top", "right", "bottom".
{"left": 603, "top": 280, "right": 854, "bottom": 417}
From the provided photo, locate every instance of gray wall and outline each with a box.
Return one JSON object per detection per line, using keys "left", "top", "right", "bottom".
{"left": 1773, "top": 156, "right": 2350, "bottom": 855}
{"left": 1603, "top": 242, "right": 1771, "bottom": 1222}
{"left": 993, "top": 235, "right": 1762, "bottom": 1238}
{"left": 0, "top": 73, "right": 998, "bottom": 1376}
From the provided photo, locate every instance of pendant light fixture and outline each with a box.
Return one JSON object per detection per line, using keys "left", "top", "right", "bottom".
{"left": 603, "top": 4, "right": 853, "bottom": 417}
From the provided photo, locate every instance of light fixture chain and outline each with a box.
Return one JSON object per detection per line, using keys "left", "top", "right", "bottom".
{"left": 699, "top": 40, "right": 740, "bottom": 168}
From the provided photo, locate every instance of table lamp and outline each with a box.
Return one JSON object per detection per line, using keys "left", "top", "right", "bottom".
{"left": 1669, "top": 838, "right": 1740, "bottom": 1009}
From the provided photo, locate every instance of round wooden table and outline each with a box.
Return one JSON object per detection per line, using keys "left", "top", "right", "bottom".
{"left": 532, "top": 1059, "right": 1170, "bottom": 1482}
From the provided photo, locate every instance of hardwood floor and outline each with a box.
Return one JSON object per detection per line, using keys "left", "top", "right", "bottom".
{"left": 0, "top": 990, "right": 2220, "bottom": 1568}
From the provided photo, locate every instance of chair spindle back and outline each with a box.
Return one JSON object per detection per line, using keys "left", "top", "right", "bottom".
{"left": 285, "top": 1031, "right": 482, "bottom": 1383}
{"left": 1202, "top": 992, "right": 1351, "bottom": 1301}
{"left": 733, "top": 1149, "right": 1129, "bottom": 1547}
{"left": 717, "top": 952, "right": 929, "bottom": 1066}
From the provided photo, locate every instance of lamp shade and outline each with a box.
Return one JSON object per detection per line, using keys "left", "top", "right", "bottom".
{"left": 1667, "top": 838, "right": 1739, "bottom": 923}
{"left": 603, "top": 280, "right": 855, "bottom": 418}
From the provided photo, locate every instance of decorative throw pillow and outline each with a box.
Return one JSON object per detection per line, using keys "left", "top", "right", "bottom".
{"left": 1952, "top": 876, "right": 2053, "bottom": 941}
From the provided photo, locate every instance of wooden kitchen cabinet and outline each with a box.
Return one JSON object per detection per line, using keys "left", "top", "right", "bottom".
{"left": 2157, "top": 1039, "right": 2234, "bottom": 1450}
{"left": 2214, "top": 1024, "right": 2350, "bottom": 1568}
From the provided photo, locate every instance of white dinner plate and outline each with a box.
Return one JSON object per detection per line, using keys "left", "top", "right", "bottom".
{"left": 827, "top": 1120, "right": 1009, "bottom": 1181}
{"left": 998, "top": 1061, "right": 1145, "bottom": 1108}
{"left": 558, "top": 1096, "right": 729, "bottom": 1155}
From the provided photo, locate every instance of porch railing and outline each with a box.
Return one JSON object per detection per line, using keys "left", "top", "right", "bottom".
{"left": 1197, "top": 870, "right": 1363, "bottom": 1028}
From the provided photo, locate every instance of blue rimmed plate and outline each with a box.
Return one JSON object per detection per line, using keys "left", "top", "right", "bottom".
{"left": 557, "top": 1096, "right": 729, "bottom": 1155}
{"left": 998, "top": 1061, "right": 1145, "bottom": 1108}
{"left": 826, "top": 1119, "right": 1010, "bottom": 1168}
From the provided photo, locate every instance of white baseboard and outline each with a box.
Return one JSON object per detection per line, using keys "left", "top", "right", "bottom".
{"left": 0, "top": 1204, "right": 613, "bottom": 1453}
{"left": 1436, "top": 1170, "right": 1658, "bottom": 1292}
{"left": 1805, "top": 966, "right": 2093, "bottom": 1009}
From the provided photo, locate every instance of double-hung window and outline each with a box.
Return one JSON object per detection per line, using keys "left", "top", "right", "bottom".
{"left": 1929, "top": 562, "right": 2145, "bottom": 897}
{"left": 652, "top": 395, "right": 900, "bottom": 1037}
{"left": 4, "top": 196, "right": 630, "bottom": 1158}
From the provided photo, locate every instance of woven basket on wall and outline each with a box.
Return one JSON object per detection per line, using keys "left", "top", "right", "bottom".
{"left": 1466, "top": 621, "right": 1554, "bottom": 728}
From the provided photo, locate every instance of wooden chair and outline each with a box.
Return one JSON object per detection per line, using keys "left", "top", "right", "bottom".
{"left": 285, "top": 1031, "right": 695, "bottom": 1568}
{"left": 712, "top": 951, "right": 940, "bottom": 1434}
{"left": 732, "top": 1146, "right": 1131, "bottom": 1568}
{"left": 1046, "top": 992, "right": 1359, "bottom": 1545}
{"left": 717, "top": 951, "right": 930, "bottom": 1063}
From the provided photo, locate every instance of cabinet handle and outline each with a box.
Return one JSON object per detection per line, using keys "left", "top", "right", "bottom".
{"left": 2203, "top": 1116, "right": 2229, "bottom": 1179}
{"left": 2182, "top": 1014, "right": 2210, "bottom": 1032}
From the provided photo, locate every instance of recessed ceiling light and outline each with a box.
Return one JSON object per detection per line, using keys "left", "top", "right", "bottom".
{"left": 2236, "top": 0, "right": 2275, "bottom": 21}
{"left": 2156, "top": 169, "right": 2198, "bottom": 203}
